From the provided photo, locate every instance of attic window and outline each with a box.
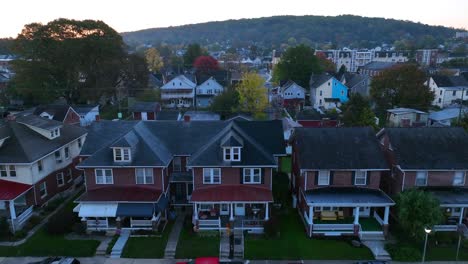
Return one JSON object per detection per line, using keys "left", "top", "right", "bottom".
{"left": 50, "top": 128, "right": 60, "bottom": 139}
{"left": 114, "top": 148, "right": 131, "bottom": 162}
{"left": 224, "top": 147, "right": 241, "bottom": 162}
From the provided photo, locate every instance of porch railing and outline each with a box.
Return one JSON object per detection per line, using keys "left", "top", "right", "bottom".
{"left": 313, "top": 224, "right": 354, "bottom": 231}
{"left": 433, "top": 225, "right": 458, "bottom": 232}
{"left": 87, "top": 219, "right": 109, "bottom": 230}
{"left": 130, "top": 219, "right": 153, "bottom": 227}
{"left": 373, "top": 211, "right": 384, "bottom": 226}
{"left": 198, "top": 218, "right": 221, "bottom": 230}
{"left": 15, "top": 206, "right": 33, "bottom": 227}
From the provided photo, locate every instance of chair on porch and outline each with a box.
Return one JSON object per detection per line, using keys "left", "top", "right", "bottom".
{"left": 320, "top": 211, "right": 337, "bottom": 221}
{"left": 337, "top": 210, "right": 344, "bottom": 220}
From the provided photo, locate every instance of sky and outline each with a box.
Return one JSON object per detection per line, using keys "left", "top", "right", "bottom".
{"left": 1, "top": 0, "right": 467, "bottom": 38}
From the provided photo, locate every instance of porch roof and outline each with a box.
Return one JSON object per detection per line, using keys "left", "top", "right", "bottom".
{"left": 304, "top": 187, "right": 394, "bottom": 207}
{"left": 191, "top": 185, "right": 273, "bottom": 202}
{"left": 427, "top": 187, "right": 468, "bottom": 206}
{"left": 78, "top": 186, "right": 162, "bottom": 202}
{"left": 116, "top": 195, "right": 169, "bottom": 217}
{"left": 78, "top": 203, "right": 118, "bottom": 217}
{"left": 0, "top": 179, "right": 32, "bottom": 201}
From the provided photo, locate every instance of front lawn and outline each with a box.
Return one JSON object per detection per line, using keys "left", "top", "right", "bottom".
{"left": 121, "top": 221, "right": 173, "bottom": 258}
{"left": 280, "top": 156, "right": 292, "bottom": 174}
{"left": 245, "top": 211, "right": 374, "bottom": 260}
{"left": 176, "top": 228, "right": 220, "bottom": 258}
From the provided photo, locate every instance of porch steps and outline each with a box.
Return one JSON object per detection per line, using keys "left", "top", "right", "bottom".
{"left": 220, "top": 229, "right": 244, "bottom": 260}
{"left": 360, "top": 232, "right": 385, "bottom": 241}
{"left": 95, "top": 236, "right": 113, "bottom": 256}
{"left": 362, "top": 240, "right": 392, "bottom": 261}
{"left": 110, "top": 229, "right": 130, "bottom": 258}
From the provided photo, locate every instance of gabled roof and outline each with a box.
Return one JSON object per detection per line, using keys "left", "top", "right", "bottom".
{"left": 384, "top": 127, "right": 468, "bottom": 170}
{"left": 32, "top": 104, "right": 75, "bottom": 122}
{"left": 196, "top": 77, "right": 224, "bottom": 90}
{"left": 16, "top": 115, "right": 62, "bottom": 130}
{"left": 161, "top": 75, "right": 196, "bottom": 90}
{"left": 310, "top": 73, "right": 333, "bottom": 89}
{"left": 342, "top": 73, "right": 368, "bottom": 89}
{"left": 293, "top": 127, "right": 388, "bottom": 170}
{"left": 129, "top": 101, "right": 160, "bottom": 113}
{"left": 72, "top": 105, "right": 99, "bottom": 115}
{"left": 429, "top": 107, "right": 468, "bottom": 122}
{"left": 387, "top": 108, "right": 427, "bottom": 115}
{"left": 280, "top": 81, "right": 306, "bottom": 93}
{"left": 431, "top": 75, "right": 468, "bottom": 88}
{"left": 0, "top": 118, "right": 87, "bottom": 163}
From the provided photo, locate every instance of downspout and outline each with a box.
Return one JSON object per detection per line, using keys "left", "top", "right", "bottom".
{"left": 161, "top": 168, "right": 165, "bottom": 194}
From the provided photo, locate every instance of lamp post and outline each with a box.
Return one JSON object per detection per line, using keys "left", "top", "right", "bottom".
{"left": 422, "top": 227, "right": 432, "bottom": 263}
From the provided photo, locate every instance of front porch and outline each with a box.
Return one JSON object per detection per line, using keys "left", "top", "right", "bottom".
{"left": 0, "top": 180, "right": 34, "bottom": 233}
{"left": 430, "top": 188, "right": 468, "bottom": 235}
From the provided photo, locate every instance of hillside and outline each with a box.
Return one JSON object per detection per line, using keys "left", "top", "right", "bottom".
{"left": 121, "top": 15, "right": 457, "bottom": 48}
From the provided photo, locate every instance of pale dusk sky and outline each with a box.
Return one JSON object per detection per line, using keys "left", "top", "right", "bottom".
{"left": 1, "top": 0, "right": 467, "bottom": 38}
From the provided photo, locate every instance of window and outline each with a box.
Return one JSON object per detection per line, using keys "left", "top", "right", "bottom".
{"left": 415, "top": 171, "right": 428, "bottom": 186}
{"left": 54, "top": 129, "right": 59, "bottom": 137}
{"left": 453, "top": 171, "right": 466, "bottom": 186}
{"left": 55, "top": 151, "right": 62, "bottom": 163}
{"left": 64, "top": 146, "right": 70, "bottom": 159}
{"left": 95, "top": 169, "right": 113, "bottom": 184}
{"left": 0, "top": 166, "right": 7, "bottom": 177}
{"left": 114, "top": 148, "right": 131, "bottom": 162}
{"left": 439, "top": 90, "right": 442, "bottom": 95}
{"left": 9, "top": 166, "right": 16, "bottom": 177}
{"left": 56, "top": 172, "right": 64, "bottom": 186}
{"left": 200, "top": 204, "right": 213, "bottom": 210}
{"left": 318, "top": 170, "right": 330, "bottom": 186}
{"left": 224, "top": 147, "right": 241, "bottom": 161}
{"left": 319, "top": 90, "right": 323, "bottom": 96}
{"left": 135, "top": 168, "right": 154, "bottom": 184}
{"left": 38, "top": 160, "right": 43, "bottom": 172}
{"left": 243, "top": 168, "right": 261, "bottom": 184}
{"left": 78, "top": 138, "right": 82, "bottom": 148}
{"left": 354, "top": 170, "right": 367, "bottom": 185}
{"left": 203, "top": 168, "right": 221, "bottom": 184}
{"left": 173, "top": 157, "right": 182, "bottom": 172}
{"left": 452, "top": 91, "right": 457, "bottom": 96}
{"left": 67, "top": 168, "right": 73, "bottom": 182}
{"left": 39, "top": 182, "right": 47, "bottom": 198}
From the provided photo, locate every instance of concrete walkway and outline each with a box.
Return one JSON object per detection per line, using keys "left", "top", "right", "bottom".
{"left": 163, "top": 213, "right": 185, "bottom": 259}
{"left": 110, "top": 230, "right": 130, "bottom": 258}
{"left": 361, "top": 240, "right": 391, "bottom": 261}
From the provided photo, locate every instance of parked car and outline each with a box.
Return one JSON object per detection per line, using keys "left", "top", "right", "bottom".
{"left": 29, "top": 257, "right": 80, "bottom": 264}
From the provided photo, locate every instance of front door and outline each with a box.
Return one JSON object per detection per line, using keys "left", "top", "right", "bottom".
{"left": 220, "top": 203, "right": 229, "bottom": 215}
{"left": 141, "top": 112, "right": 148, "bottom": 120}
{"left": 235, "top": 203, "right": 245, "bottom": 216}
{"left": 175, "top": 183, "right": 186, "bottom": 203}
{"left": 186, "top": 183, "right": 193, "bottom": 201}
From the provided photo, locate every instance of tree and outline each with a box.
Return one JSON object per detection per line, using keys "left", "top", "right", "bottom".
{"left": 316, "top": 52, "right": 336, "bottom": 73}
{"left": 144, "top": 48, "right": 164, "bottom": 72}
{"left": 370, "top": 64, "right": 434, "bottom": 115}
{"left": 210, "top": 88, "right": 240, "bottom": 118}
{"left": 183, "top": 43, "right": 206, "bottom": 68}
{"left": 453, "top": 114, "right": 468, "bottom": 131}
{"left": 341, "top": 93, "right": 377, "bottom": 128}
{"left": 10, "top": 19, "right": 127, "bottom": 104}
{"left": 273, "top": 44, "right": 321, "bottom": 87}
{"left": 396, "top": 189, "right": 443, "bottom": 241}
{"left": 236, "top": 72, "right": 268, "bottom": 116}
{"left": 0, "top": 217, "right": 10, "bottom": 239}
{"left": 136, "top": 89, "right": 160, "bottom": 102}
{"left": 193, "top": 56, "right": 219, "bottom": 74}
{"left": 123, "top": 54, "right": 149, "bottom": 98}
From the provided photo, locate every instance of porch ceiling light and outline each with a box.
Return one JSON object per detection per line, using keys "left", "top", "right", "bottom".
{"left": 424, "top": 227, "right": 432, "bottom": 234}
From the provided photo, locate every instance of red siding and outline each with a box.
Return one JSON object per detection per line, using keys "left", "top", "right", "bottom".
{"left": 133, "top": 112, "right": 142, "bottom": 120}
{"left": 84, "top": 167, "right": 163, "bottom": 191}
{"left": 304, "top": 170, "right": 382, "bottom": 190}
{"left": 147, "top": 112, "right": 156, "bottom": 120}
{"left": 193, "top": 167, "right": 272, "bottom": 190}
{"left": 64, "top": 109, "right": 81, "bottom": 125}
{"left": 403, "top": 171, "right": 467, "bottom": 190}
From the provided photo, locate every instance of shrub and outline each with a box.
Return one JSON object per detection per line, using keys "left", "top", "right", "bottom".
{"left": 386, "top": 243, "right": 422, "bottom": 261}
{"left": 434, "top": 232, "right": 458, "bottom": 245}
{"left": 0, "top": 217, "right": 10, "bottom": 239}
{"left": 45, "top": 209, "right": 75, "bottom": 235}
{"left": 263, "top": 215, "right": 280, "bottom": 238}
{"left": 13, "top": 229, "right": 27, "bottom": 240}
{"left": 23, "top": 215, "right": 42, "bottom": 231}
{"left": 72, "top": 222, "right": 87, "bottom": 235}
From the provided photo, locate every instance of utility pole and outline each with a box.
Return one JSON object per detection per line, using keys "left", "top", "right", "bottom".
{"left": 458, "top": 87, "right": 466, "bottom": 123}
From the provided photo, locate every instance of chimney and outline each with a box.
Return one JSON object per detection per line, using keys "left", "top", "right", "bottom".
{"left": 184, "top": 115, "right": 191, "bottom": 122}
{"left": 95, "top": 115, "right": 100, "bottom": 122}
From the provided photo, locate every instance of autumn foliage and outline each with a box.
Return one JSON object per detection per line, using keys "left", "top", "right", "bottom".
{"left": 193, "top": 56, "right": 219, "bottom": 73}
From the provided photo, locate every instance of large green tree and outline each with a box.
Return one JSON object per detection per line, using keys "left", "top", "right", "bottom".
{"left": 396, "top": 189, "right": 443, "bottom": 241}
{"left": 370, "top": 64, "right": 434, "bottom": 115}
{"left": 341, "top": 93, "right": 377, "bottom": 128}
{"left": 273, "top": 44, "right": 321, "bottom": 87}
{"left": 10, "top": 18, "right": 127, "bottom": 104}
{"left": 236, "top": 72, "right": 268, "bottom": 116}
{"left": 210, "top": 88, "right": 240, "bottom": 118}
{"left": 183, "top": 43, "right": 206, "bottom": 68}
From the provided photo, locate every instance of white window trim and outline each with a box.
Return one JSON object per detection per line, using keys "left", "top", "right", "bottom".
{"left": 113, "top": 148, "right": 131, "bottom": 162}
{"left": 64, "top": 146, "right": 70, "bottom": 159}
{"left": 243, "top": 168, "right": 261, "bottom": 184}
{"left": 453, "top": 171, "right": 466, "bottom": 186}
{"left": 0, "top": 165, "right": 7, "bottom": 177}
{"left": 39, "top": 182, "right": 47, "bottom": 198}
{"left": 203, "top": 168, "right": 221, "bottom": 184}
{"left": 38, "top": 160, "right": 43, "bottom": 172}
{"left": 415, "top": 171, "right": 428, "bottom": 186}
{"left": 95, "top": 169, "right": 114, "bottom": 184}
{"left": 223, "top": 147, "right": 241, "bottom": 162}
{"left": 56, "top": 172, "right": 65, "bottom": 187}
{"left": 135, "top": 168, "right": 154, "bottom": 184}
{"left": 354, "top": 170, "right": 367, "bottom": 186}
{"left": 67, "top": 168, "right": 73, "bottom": 183}
{"left": 318, "top": 170, "right": 330, "bottom": 186}
{"left": 55, "top": 150, "right": 62, "bottom": 163}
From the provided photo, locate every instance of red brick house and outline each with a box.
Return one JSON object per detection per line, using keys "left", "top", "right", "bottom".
{"left": 0, "top": 115, "right": 87, "bottom": 232}
{"left": 291, "top": 127, "right": 394, "bottom": 238}
{"left": 377, "top": 127, "right": 468, "bottom": 234}
{"left": 33, "top": 104, "right": 81, "bottom": 125}
{"left": 75, "top": 119, "right": 285, "bottom": 232}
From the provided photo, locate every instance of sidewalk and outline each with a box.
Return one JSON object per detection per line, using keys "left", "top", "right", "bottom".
{"left": 164, "top": 213, "right": 185, "bottom": 259}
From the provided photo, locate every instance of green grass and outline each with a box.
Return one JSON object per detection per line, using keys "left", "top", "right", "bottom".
{"left": 360, "top": 218, "right": 382, "bottom": 231}
{"left": 280, "top": 156, "right": 292, "bottom": 173}
{"left": 245, "top": 212, "right": 373, "bottom": 260}
{"left": 427, "top": 245, "right": 468, "bottom": 261}
{"left": 121, "top": 222, "right": 173, "bottom": 258}
{"left": 175, "top": 228, "right": 220, "bottom": 258}
{"left": 106, "top": 235, "right": 120, "bottom": 255}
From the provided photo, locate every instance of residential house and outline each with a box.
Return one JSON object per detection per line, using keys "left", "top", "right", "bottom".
{"left": 73, "top": 105, "right": 100, "bottom": 126}
{"left": 129, "top": 101, "right": 161, "bottom": 121}
{"left": 75, "top": 119, "right": 285, "bottom": 232}
{"left": 295, "top": 109, "right": 339, "bottom": 128}
{"left": 428, "top": 75, "right": 468, "bottom": 108}
{"left": 33, "top": 104, "right": 81, "bottom": 125}
{"left": 339, "top": 73, "right": 371, "bottom": 96}
{"left": 160, "top": 75, "right": 197, "bottom": 108}
{"left": 0, "top": 115, "right": 87, "bottom": 231}
{"left": 358, "top": 62, "right": 396, "bottom": 77}
{"left": 195, "top": 77, "right": 224, "bottom": 108}
{"left": 373, "top": 51, "right": 410, "bottom": 63}
{"left": 181, "top": 111, "right": 220, "bottom": 121}
{"left": 416, "top": 49, "right": 438, "bottom": 67}
{"left": 291, "top": 127, "right": 394, "bottom": 237}
{"left": 386, "top": 108, "right": 428, "bottom": 127}
{"left": 282, "top": 117, "right": 301, "bottom": 155}
{"left": 377, "top": 127, "right": 468, "bottom": 233}
{"left": 310, "top": 73, "right": 349, "bottom": 110}
{"left": 279, "top": 81, "right": 306, "bottom": 110}
{"left": 428, "top": 107, "right": 468, "bottom": 126}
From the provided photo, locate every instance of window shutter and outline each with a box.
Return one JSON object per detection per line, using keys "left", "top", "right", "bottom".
{"left": 314, "top": 171, "right": 318, "bottom": 185}
{"left": 261, "top": 168, "right": 265, "bottom": 184}
{"left": 366, "top": 172, "right": 371, "bottom": 186}
{"left": 330, "top": 171, "right": 334, "bottom": 185}
{"left": 352, "top": 171, "right": 356, "bottom": 185}
{"left": 240, "top": 168, "right": 244, "bottom": 184}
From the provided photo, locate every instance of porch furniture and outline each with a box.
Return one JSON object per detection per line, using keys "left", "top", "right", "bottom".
{"left": 337, "top": 210, "right": 344, "bottom": 220}
{"left": 200, "top": 214, "right": 208, "bottom": 220}
{"left": 320, "top": 211, "right": 337, "bottom": 221}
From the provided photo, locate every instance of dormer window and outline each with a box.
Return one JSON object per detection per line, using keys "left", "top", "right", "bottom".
{"left": 50, "top": 128, "right": 60, "bottom": 139}
{"left": 114, "top": 148, "right": 131, "bottom": 162}
{"left": 224, "top": 147, "right": 241, "bottom": 161}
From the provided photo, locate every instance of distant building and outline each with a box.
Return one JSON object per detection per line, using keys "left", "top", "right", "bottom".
{"left": 160, "top": 75, "right": 197, "bottom": 108}
{"left": 32, "top": 104, "right": 81, "bottom": 125}
{"left": 278, "top": 81, "right": 306, "bottom": 110}
{"left": 181, "top": 111, "right": 220, "bottom": 121}
{"left": 295, "top": 109, "right": 339, "bottom": 128}
{"left": 455, "top": 32, "right": 468, "bottom": 39}
{"left": 358, "top": 62, "right": 397, "bottom": 77}
{"left": 428, "top": 75, "right": 468, "bottom": 108}
{"left": 386, "top": 108, "right": 428, "bottom": 127}
{"left": 195, "top": 77, "right": 224, "bottom": 108}
{"left": 73, "top": 104, "right": 100, "bottom": 126}
{"left": 339, "top": 73, "right": 371, "bottom": 96}
{"left": 373, "top": 51, "right": 409, "bottom": 63}
{"left": 310, "top": 73, "right": 349, "bottom": 110}
{"left": 416, "top": 49, "right": 438, "bottom": 67}
{"left": 129, "top": 101, "right": 161, "bottom": 120}
{"left": 428, "top": 107, "right": 468, "bottom": 126}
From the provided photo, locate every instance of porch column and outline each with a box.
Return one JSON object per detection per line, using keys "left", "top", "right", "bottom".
{"left": 264, "top": 203, "right": 269, "bottom": 221}
{"left": 193, "top": 203, "right": 198, "bottom": 220}
{"left": 308, "top": 205, "right": 313, "bottom": 225}
{"left": 229, "top": 203, "right": 234, "bottom": 221}
{"left": 460, "top": 207, "right": 465, "bottom": 225}
{"left": 383, "top": 206, "right": 390, "bottom": 225}
{"left": 9, "top": 201, "right": 16, "bottom": 220}
{"left": 354, "top": 207, "right": 360, "bottom": 224}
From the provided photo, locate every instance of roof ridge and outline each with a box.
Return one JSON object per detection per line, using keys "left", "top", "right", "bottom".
{"left": 231, "top": 122, "right": 276, "bottom": 164}
{"left": 188, "top": 122, "right": 234, "bottom": 164}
